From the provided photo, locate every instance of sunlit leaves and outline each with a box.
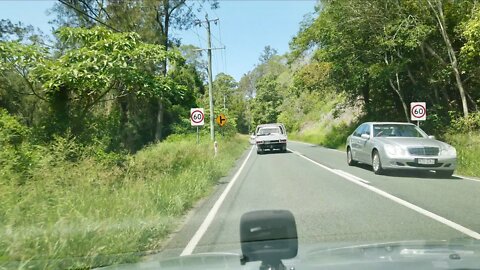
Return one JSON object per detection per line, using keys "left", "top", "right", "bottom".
{"left": 35, "top": 27, "right": 183, "bottom": 102}
{"left": 0, "top": 41, "right": 47, "bottom": 73}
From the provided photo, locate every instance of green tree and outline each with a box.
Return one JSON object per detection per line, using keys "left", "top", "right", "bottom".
{"left": 1, "top": 27, "right": 187, "bottom": 151}
{"left": 51, "top": 0, "right": 219, "bottom": 140}
{"left": 250, "top": 75, "right": 283, "bottom": 126}
{"left": 213, "top": 73, "right": 237, "bottom": 110}
{"left": 259, "top": 45, "right": 278, "bottom": 63}
{"left": 289, "top": 0, "right": 479, "bottom": 123}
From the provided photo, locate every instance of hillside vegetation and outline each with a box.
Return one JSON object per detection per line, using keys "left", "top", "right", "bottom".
{"left": 236, "top": 1, "right": 480, "bottom": 177}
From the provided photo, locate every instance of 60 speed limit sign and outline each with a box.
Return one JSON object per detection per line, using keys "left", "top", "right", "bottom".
{"left": 410, "top": 102, "right": 426, "bottom": 121}
{"left": 190, "top": 108, "right": 205, "bottom": 126}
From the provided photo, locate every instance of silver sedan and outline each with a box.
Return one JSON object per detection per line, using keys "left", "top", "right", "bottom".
{"left": 346, "top": 122, "right": 457, "bottom": 177}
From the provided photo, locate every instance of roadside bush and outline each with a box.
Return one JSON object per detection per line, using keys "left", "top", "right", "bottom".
{"left": 445, "top": 133, "right": 480, "bottom": 177}
{"left": 0, "top": 110, "right": 43, "bottom": 184}
{"left": 322, "top": 121, "right": 356, "bottom": 149}
{"left": 449, "top": 111, "right": 480, "bottom": 133}
{"left": 1, "top": 133, "right": 248, "bottom": 269}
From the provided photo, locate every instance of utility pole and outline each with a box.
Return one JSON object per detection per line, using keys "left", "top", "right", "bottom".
{"left": 206, "top": 14, "right": 215, "bottom": 142}
{"left": 195, "top": 15, "right": 225, "bottom": 143}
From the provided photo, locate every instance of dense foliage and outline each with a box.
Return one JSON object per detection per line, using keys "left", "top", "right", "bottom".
{"left": 291, "top": 0, "right": 480, "bottom": 128}
{"left": 1, "top": 1, "right": 248, "bottom": 267}
{"left": 237, "top": 1, "right": 480, "bottom": 137}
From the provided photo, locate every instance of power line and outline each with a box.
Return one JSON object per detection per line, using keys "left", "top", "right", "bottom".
{"left": 193, "top": 26, "right": 206, "bottom": 48}
{"left": 216, "top": 19, "right": 227, "bottom": 74}
{"left": 58, "top": 0, "right": 120, "bottom": 32}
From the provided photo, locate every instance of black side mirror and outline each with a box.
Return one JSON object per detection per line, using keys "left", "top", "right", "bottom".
{"left": 240, "top": 210, "right": 298, "bottom": 267}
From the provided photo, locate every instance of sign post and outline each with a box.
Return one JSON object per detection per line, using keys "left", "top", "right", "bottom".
{"left": 410, "top": 102, "right": 426, "bottom": 126}
{"left": 215, "top": 113, "right": 227, "bottom": 127}
{"left": 190, "top": 108, "right": 205, "bottom": 144}
{"left": 216, "top": 113, "right": 227, "bottom": 137}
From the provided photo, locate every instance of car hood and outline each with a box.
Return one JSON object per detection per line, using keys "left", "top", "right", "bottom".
{"left": 255, "top": 133, "right": 286, "bottom": 141}
{"left": 373, "top": 137, "right": 449, "bottom": 149}
{"left": 96, "top": 239, "right": 480, "bottom": 270}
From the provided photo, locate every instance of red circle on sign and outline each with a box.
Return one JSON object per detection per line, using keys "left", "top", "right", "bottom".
{"left": 411, "top": 104, "right": 426, "bottom": 118}
{"left": 191, "top": 110, "right": 204, "bottom": 123}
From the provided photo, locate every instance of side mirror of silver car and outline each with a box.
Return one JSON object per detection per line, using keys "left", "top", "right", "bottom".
{"left": 428, "top": 135, "right": 435, "bottom": 140}
{"left": 361, "top": 134, "right": 370, "bottom": 140}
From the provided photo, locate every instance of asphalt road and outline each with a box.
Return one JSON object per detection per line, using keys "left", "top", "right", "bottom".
{"left": 154, "top": 141, "right": 480, "bottom": 259}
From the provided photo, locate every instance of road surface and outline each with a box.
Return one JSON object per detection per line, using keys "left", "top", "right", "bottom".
{"left": 156, "top": 141, "right": 480, "bottom": 259}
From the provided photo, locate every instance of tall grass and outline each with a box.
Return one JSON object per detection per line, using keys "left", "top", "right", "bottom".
{"left": 0, "top": 134, "right": 248, "bottom": 269}
{"left": 445, "top": 133, "right": 480, "bottom": 177}
{"left": 289, "top": 121, "right": 355, "bottom": 150}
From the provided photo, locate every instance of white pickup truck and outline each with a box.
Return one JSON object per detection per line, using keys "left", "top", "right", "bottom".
{"left": 255, "top": 126, "right": 287, "bottom": 154}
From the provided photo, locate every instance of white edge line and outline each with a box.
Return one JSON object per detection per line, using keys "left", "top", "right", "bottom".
{"left": 180, "top": 146, "right": 255, "bottom": 256}
{"left": 288, "top": 148, "right": 480, "bottom": 240}
{"left": 333, "top": 169, "right": 371, "bottom": 184}
{"left": 454, "top": 174, "right": 480, "bottom": 183}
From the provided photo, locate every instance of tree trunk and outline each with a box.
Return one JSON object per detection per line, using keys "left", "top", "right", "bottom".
{"left": 428, "top": 0, "right": 469, "bottom": 117}
{"left": 154, "top": 5, "right": 170, "bottom": 141}
{"left": 383, "top": 54, "right": 409, "bottom": 121}
{"left": 420, "top": 43, "right": 443, "bottom": 107}
{"left": 155, "top": 99, "right": 164, "bottom": 141}
{"left": 389, "top": 73, "right": 410, "bottom": 122}
{"left": 118, "top": 94, "right": 134, "bottom": 152}
{"left": 362, "top": 73, "right": 370, "bottom": 115}
{"left": 50, "top": 85, "right": 70, "bottom": 135}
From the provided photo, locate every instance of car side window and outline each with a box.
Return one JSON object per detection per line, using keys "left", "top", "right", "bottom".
{"left": 364, "top": 125, "right": 371, "bottom": 135}
{"left": 353, "top": 124, "right": 365, "bottom": 137}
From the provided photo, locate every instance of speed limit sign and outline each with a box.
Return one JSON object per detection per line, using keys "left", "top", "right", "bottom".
{"left": 190, "top": 108, "right": 204, "bottom": 126}
{"left": 410, "top": 102, "right": 426, "bottom": 121}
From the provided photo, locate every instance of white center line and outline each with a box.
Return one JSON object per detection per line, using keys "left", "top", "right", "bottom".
{"left": 289, "top": 148, "right": 480, "bottom": 240}
{"left": 180, "top": 146, "right": 255, "bottom": 256}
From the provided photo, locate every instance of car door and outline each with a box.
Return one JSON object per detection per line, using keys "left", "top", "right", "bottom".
{"left": 350, "top": 124, "right": 366, "bottom": 162}
{"left": 361, "top": 124, "right": 375, "bottom": 164}
{"left": 356, "top": 124, "right": 371, "bottom": 163}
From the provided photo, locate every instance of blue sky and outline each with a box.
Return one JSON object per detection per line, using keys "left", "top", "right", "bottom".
{"left": 0, "top": 0, "right": 316, "bottom": 81}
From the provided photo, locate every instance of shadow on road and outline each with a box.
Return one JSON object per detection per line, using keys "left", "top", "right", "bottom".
{"left": 352, "top": 163, "right": 459, "bottom": 180}
{"left": 257, "top": 150, "right": 293, "bottom": 155}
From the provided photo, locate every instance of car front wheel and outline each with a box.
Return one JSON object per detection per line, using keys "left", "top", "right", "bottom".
{"left": 347, "top": 147, "right": 357, "bottom": 166}
{"left": 372, "top": 150, "right": 385, "bottom": 175}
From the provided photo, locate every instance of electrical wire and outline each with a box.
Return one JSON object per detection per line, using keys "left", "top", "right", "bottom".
{"left": 57, "top": 0, "right": 120, "bottom": 32}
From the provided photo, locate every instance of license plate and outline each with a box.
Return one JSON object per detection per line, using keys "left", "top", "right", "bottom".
{"left": 417, "top": 158, "right": 435, "bottom": 165}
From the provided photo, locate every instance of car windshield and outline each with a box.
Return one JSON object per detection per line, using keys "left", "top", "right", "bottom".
{"left": 2, "top": 1, "right": 480, "bottom": 270}
{"left": 373, "top": 124, "right": 426, "bottom": 138}
{"left": 258, "top": 127, "right": 281, "bottom": 135}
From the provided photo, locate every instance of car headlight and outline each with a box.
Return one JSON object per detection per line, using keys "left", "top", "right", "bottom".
{"left": 441, "top": 145, "right": 456, "bottom": 156}
{"left": 384, "top": 145, "right": 405, "bottom": 156}
{"left": 256, "top": 140, "right": 264, "bottom": 145}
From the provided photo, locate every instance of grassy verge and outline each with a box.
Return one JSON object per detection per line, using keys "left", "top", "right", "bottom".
{"left": 289, "top": 121, "right": 356, "bottom": 150}
{"left": 445, "top": 133, "right": 480, "bottom": 177}
{"left": 0, "top": 134, "right": 248, "bottom": 269}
